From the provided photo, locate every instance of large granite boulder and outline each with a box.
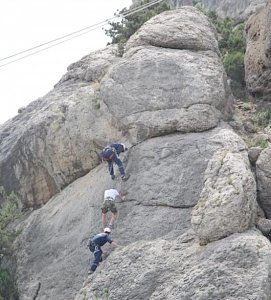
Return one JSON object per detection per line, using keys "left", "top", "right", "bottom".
{"left": 101, "top": 7, "right": 232, "bottom": 143}
{"left": 244, "top": 0, "right": 271, "bottom": 100}
{"left": 15, "top": 126, "right": 259, "bottom": 300}
{"left": 256, "top": 146, "right": 271, "bottom": 218}
{"left": 192, "top": 148, "right": 257, "bottom": 245}
{"left": 77, "top": 231, "right": 271, "bottom": 300}
{"left": 125, "top": 7, "right": 219, "bottom": 53}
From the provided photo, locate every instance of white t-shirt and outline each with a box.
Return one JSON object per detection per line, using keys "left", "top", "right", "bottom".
{"left": 104, "top": 189, "right": 120, "bottom": 201}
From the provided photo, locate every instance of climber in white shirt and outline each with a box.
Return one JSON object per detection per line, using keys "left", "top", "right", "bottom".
{"left": 101, "top": 189, "right": 126, "bottom": 229}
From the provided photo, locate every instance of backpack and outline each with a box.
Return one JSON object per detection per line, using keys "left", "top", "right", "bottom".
{"left": 101, "top": 146, "right": 116, "bottom": 161}
{"left": 88, "top": 238, "right": 95, "bottom": 252}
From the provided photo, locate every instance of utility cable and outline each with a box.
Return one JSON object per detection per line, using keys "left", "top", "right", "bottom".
{"left": 0, "top": 23, "right": 109, "bottom": 68}
{"left": 0, "top": 0, "right": 164, "bottom": 66}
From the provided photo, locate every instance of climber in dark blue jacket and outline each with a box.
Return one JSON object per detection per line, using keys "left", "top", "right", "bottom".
{"left": 88, "top": 227, "right": 118, "bottom": 274}
{"left": 101, "top": 143, "right": 130, "bottom": 181}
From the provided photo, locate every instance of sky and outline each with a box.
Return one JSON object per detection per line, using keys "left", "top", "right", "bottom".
{"left": 0, "top": 0, "right": 132, "bottom": 125}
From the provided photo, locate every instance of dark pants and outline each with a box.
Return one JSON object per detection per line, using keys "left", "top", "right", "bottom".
{"left": 90, "top": 246, "right": 102, "bottom": 272}
{"left": 108, "top": 154, "right": 125, "bottom": 176}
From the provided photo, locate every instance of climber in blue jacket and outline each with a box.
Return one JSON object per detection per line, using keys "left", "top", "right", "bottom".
{"left": 101, "top": 143, "right": 130, "bottom": 181}
{"left": 88, "top": 227, "right": 118, "bottom": 274}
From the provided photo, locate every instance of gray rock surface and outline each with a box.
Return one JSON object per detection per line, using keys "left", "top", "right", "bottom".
{"left": 5, "top": 5, "right": 270, "bottom": 300}
{"left": 15, "top": 126, "right": 261, "bottom": 300}
{"left": 256, "top": 146, "right": 271, "bottom": 218}
{"left": 245, "top": 0, "right": 271, "bottom": 100}
{"left": 101, "top": 47, "right": 227, "bottom": 142}
{"left": 0, "top": 47, "right": 123, "bottom": 208}
{"left": 125, "top": 8, "right": 219, "bottom": 53}
{"left": 0, "top": 7, "right": 232, "bottom": 207}
{"left": 256, "top": 216, "right": 271, "bottom": 234}
{"left": 55, "top": 46, "right": 120, "bottom": 87}
{"left": 199, "top": 0, "right": 267, "bottom": 22}
{"left": 248, "top": 146, "right": 262, "bottom": 164}
{"left": 77, "top": 230, "right": 271, "bottom": 300}
{"left": 192, "top": 148, "right": 257, "bottom": 245}
{"left": 132, "top": 0, "right": 267, "bottom": 21}
{"left": 101, "top": 8, "right": 232, "bottom": 143}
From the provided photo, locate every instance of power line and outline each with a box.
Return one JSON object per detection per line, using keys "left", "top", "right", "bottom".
{"left": 0, "top": 0, "right": 164, "bottom": 68}
{"left": 0, "top": 19, "right": 110, "bottom": 63}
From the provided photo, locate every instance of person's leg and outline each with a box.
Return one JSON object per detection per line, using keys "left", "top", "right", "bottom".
{"left": 102, "top": 213, "right": 107, "bottom": 229}
{"left": 109, "top": 212, "right": 118, "bottom": 228}
{"left": 108, "top": 161, "right": 114, "bottom": 176}
{"left": 113, "top": 156, "right": 125, "bottom": 176}
{"left": 109, "top": 204, "right": 118, "bottom": 228}
{"left": 101, "top": 203, "right": 109, "bottom": 228}
{"left": 90, "top": 248, "right": 102, "bottom": 272}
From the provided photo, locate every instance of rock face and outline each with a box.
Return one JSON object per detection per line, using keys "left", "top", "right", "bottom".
{"left": 15, "top": 126, "right": 260, "bottom": 300}
{"left": 0, "top": 7, "right": 232, "bottom": 208}
{"left": 244, "top": 0, "right": 271, "bottom": 100}
{"left": 0, "top": 47, "right": 123, "bottom": 208}
{"left": 192, "top": 147, "right": 257, "bottom": 245}
{"left": 256, "top": 146, "right": 271, "bottom": 218}
{"left": 78, "top": 231, "right": 271, "bottom": 300}
{"left": 199, "top": 0, "right": 267, "bottom": 22}
{"left": 132, "top": 0, "right": 267, "bottom": 21}
{"left": 101, "top": 8, "right": 232, "bottom": 143}
{"left": 10, "top": 6, "right": 269, "bottom": 300}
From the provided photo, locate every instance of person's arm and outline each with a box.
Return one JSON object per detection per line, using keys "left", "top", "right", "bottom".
{"left": 111, "top": 240, "right": 119, "bottom": 247}
{"left": 117, "top": 194, "right": 126, "bottom": 202}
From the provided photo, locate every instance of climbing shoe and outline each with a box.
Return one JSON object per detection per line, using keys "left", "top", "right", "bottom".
{"left": 121, "top": 174, "right": 130, "bottom": 181}
{"left": 88, "top": 270, "right": 94, "bottom": 275}
{"left": 111, "top": 175, "right": 115, "bottom": 180}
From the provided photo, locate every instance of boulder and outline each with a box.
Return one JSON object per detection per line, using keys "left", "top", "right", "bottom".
{"left": 248, "top": 146, "right": 262, "bottom": 164}
{"left": 77, "top": 231, "right": 271, "bottom": 300}
{"left": 55, "top": 45, "right": 120, "bottom": 87}
{"left": 256, "top": 146, "right": 271, "bottom": 218}
{"left": 256, "top": 216, "right": 271, "bottom": 234}
{"left": 125, "top": 7, "right": 219, "bottom": 53}
{"left": 101, "top": 8, "right": 232, "bottom": 143}
{"left": 245, "top": 0, "right": 271, "bottom": 100}
{"left": 192, "top": 148, "right": 257, "bottom": 245}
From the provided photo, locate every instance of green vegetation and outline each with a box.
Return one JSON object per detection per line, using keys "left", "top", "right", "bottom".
{"left": 250, "top": 135, "right": 269, "bottom": 149}
{"left": 224, "top": 51, "right": 245, "bottom": 83}
{"left": 253, "top": 108, "right": 271, "bottom": 127}
{"left": 0, "top": 192, "right": 20, "bottom": 300}
{"left": 104, "top": 0, "right": 170, "bottom": 55}
{"left": 196, "top": 7, "right": 246, "bottom": 98}
{"left": 0, "top": 268, "right": 18, "bottom": 300}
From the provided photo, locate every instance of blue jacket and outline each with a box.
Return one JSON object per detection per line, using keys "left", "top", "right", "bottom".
{"left": 93, "top": 233, "right": 112, "bottom": 247}
{"left": 101, "top": 143, "right": 125, "bottom": 161}
{"left": 109, "top": 143, "right": 125, "bottom": 155}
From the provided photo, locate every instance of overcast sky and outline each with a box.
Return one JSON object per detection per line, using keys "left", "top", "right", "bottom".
{"left": 0, "top": 0, "right": 132, "bottom": 125}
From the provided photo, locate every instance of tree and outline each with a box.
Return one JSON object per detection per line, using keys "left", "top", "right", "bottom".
{"left": 224, "top": 51, "right": 245, "bottom": 86}
{"left": 200, "top": 8, "right": 247, "bottom": 98}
